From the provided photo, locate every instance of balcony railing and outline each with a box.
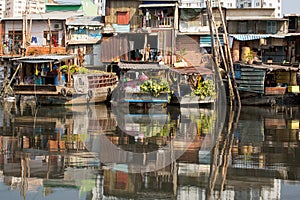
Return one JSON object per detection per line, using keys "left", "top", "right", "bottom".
{"left": 132, "top": 16, "right": 174, "bottom": 29}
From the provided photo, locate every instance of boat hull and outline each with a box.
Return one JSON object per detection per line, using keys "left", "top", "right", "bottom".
{"left": 18, "top": 85, "right": 115, "bottom": 105}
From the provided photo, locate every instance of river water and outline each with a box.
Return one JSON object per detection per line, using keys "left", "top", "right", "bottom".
{"left": 0, "top": 101, "right": 300, "bottom": 200}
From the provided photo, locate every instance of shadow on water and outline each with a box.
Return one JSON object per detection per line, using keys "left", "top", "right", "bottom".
{"left": 0, "top": 100, "right": 300, "bottom": 199}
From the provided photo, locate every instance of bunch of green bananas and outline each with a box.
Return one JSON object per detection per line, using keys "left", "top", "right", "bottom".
{"left": 140, "top": 79, "right": 171, "bottom": 97}
{"left": 191, "top": 79, "right": 216, "bottom": 99}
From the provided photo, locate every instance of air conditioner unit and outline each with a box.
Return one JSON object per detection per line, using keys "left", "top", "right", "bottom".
{"left": 53, "top": 23, "right": 62, "bottom": 30}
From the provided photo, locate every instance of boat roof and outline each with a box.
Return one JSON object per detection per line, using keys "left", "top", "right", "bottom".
{"left": 240, "top": 63, "right": 299, "bottom": 72}
{"left": 118, "top": 61, "right": 169, "bottom": 70}
{"left": 12, "top": 54, "right": 75, "bottom": 64}
{"left": 170, "top": 66, "right": 214, "bottom": 75}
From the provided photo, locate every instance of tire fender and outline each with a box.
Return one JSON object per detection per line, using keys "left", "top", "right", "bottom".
{"left": 61, "top": 88, "right": 67, "bottom": 97}
{"left": 87, "top": 90, "right": 93, "bottom": 99}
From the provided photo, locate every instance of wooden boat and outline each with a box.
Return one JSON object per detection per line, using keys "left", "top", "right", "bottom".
{"left": 112, "top": 61, "right": 171, "bottom": 105}
{"left": 11, "top": 54, "right": 118, "bottom": 105}
{"left": 112, "top": 60, "right": 219, "bottom": 107}
{"left": 233, "top": 63, "right": 300, "bottom": 105}
{"left": 169, "top": 66, "right": 217, "bottom": 106}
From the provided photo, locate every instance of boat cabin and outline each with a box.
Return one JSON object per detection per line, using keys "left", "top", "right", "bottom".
{"left": 11, "top": 54, "right": 76, "bottom": 96}
{"left": 114, "top": 61, "right": 171, "bottom": 104}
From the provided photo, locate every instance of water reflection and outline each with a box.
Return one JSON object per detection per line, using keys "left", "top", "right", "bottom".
{"left": 0, "top": 102, "right": 300, "bottom": 199}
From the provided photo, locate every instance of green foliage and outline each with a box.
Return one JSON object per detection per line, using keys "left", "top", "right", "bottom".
{"left": 78, "top": 67, "right": 89, "bottom": 74}
{"left": 191, "top": 79, "right": 216, "bottom": 99}
{"left": 60, "top": 65, "right": 89, "bottom": 74}
{"left": 140, "top": 79, "right": 172, "bottom": 97}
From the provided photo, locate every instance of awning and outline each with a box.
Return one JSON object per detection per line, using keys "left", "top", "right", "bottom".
{"left": 230, "top": 34, "right": 271, "bottom": 41}
{"left": 139, "top": 3, "right": 176, "bottom": 8}
{"left": 200, "top": 35, "right": 224, "bottom": 47}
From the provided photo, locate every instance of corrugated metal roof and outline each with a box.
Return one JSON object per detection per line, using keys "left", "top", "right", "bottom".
{"left": 13, "top": 54, "right": 75, "bottom": 63}
{"left": 67, "top": 39, "right": 101, "bottom": 45}
{"left": 227, "top": 16, "right": 287, "bottom": 21}
{"left": 139, "top": 3, "right": 176, "bottom": 8}
{"left": 230, "top": 33, "right": 300, "bottom": 41}
{"left": 118, "top": 61, "right": 169, "bottom": 70}
{"left": 66, "top": 16, "right": 103, "bottom": 26}
{"left": 2, "top": 11, "right": 83, "bottom": 21}
{"left": 55, "top": 0, "right": 82, "bottom": 5}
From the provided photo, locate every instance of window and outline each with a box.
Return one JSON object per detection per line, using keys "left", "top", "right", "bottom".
{"left": 266, "top": 21, "right": 277, "bottom": 33}
{"left": 256, "top": 2, "right": 260, "bottom": 7}
{"left": 43, "top": 31, "right": 59, "bottom": 46}
{"left": 8, "top": 31, "right": 22, "bottom": 53}
{"left": 201, "top": 13, "right": 208, "bottom": 26}
{"left": 238, "top": 21, "right": 247, "bottom": 33}
{"left": 269, "top": 3, "right": 272, "bottom": 7}
{"left": 117, "top": 11, "right": 129, "bottom": 25}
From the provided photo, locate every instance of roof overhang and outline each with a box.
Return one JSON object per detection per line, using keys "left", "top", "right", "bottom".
{"left": 227, "top": 17, "right": 287, "bottom": 21}
{"left": 139, "top": 3, "right": 176, "bottom": 8}
{"left": 67, "top": 39, "right": 101, "bottom": 45}
{"left": 12, "top": 55, "right": 75, "bottom": 63}
{"left": 230, "top": 33, "right": 300, "bottom": 41}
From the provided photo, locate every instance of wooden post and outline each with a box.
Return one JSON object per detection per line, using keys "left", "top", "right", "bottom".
{"left": 0, "top": 22, "right": 3, "bottom": 55}
{"left": 48, "top": 18, "right": 52, "bottom": 54}
{"left": 12, "top": 21, "right": 15, "bottom": 55}
{"left": 49, "top": 62, "right": 52, "bottom": 71}
{"left": 27, "top": 18, "right": 32, "bottom": 46}
{"left": 67, "top": 61, "right": 71, "bottom": 85}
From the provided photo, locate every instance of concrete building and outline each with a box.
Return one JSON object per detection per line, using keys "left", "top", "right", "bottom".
{"left": 0, "top": 0, "right": 5, "bottom": 19}
{"left": 180, "top": 0, "right": 236, "bottom": 8}
{"left": 180, "top": 0, "right": 281, "bottom": 17}
{"left": 4, "top": 0, "right": 46, "bottom": 18}
{"left": 236, "top": 0, "right": 282, "bottom": 18}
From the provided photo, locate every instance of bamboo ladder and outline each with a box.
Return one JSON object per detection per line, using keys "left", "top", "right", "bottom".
{"left": 206, "top": 0, "right": 241, "bottom": 107}
{"left": 205, "top": 1, "right": 242, "bottom": 198}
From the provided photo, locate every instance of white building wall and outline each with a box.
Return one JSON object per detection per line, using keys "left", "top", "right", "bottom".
{"left": 0, "top": 0, "right": 5, "bottom": 19}
{"left": 236, "top": 0, "right": 282, "bottom": 17}
{"left": 5, "top": 0, "right": 46, "bottom": 18}
{"left": 93, "top": 0, "right": 105, "bottom": 16}
{"left": 4, "top": 20, "right": 64, "bottom": 46}
{"left": 181, "top": 0, "right": 281, "bottom": 17}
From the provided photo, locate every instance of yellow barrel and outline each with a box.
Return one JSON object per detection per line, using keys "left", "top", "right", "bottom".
{"left": 241, "top": 47, "right": 250, "bottom": 62}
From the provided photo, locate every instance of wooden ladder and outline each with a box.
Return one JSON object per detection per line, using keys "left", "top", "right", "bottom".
{"left": 206, "top": 0, "right": 241, "bottom": 107}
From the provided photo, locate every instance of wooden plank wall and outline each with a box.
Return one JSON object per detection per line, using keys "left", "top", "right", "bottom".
{"left": 238, "top": 65, "right": 266, "bottom": 93}
{"left": 101, "top": 36, "right": 129, "bottom": 62}
{"left": 106, "top": 0, "right": 140, "bottom": 30}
